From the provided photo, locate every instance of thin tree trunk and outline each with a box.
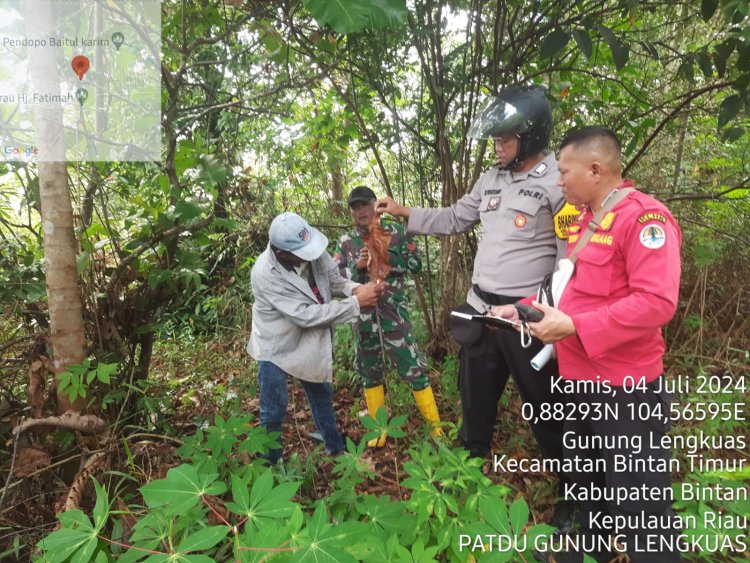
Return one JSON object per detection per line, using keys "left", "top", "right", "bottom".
{"left": 26, "top": 0, "right": 86, "bottom": 413}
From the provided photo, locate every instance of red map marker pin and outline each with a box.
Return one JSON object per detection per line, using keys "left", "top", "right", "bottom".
{"left": 71, "top": 55, "right": 90, "bottom": 80}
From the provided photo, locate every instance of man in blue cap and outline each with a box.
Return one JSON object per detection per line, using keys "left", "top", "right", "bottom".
{"left": 247, "top": 212, "right": 382, "bottom": 462}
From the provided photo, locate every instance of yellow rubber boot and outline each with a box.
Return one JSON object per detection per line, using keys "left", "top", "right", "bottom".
{"left": 413, "top": 386, "right": 443, "bottom": 437}
{"left": 364, "top": 385, "right": 388, "bottom": 447}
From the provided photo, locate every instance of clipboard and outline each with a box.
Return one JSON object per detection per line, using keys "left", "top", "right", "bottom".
{"left": 450, "top": 310, "right": 523, "bottom": 330}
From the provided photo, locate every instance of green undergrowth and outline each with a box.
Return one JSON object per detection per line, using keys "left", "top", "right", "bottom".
{"left": 31, "top": 337, "right": 749, "bottom": 563}
{"left": 32, "top": 413, "right": 554, "bottom": 562}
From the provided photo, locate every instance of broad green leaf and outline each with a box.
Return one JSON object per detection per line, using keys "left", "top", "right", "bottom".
{"left": 572, "top": 28, "right": 593, "bottom": 59}
{"left": 96, "top": 363, "right": 118, "bottom": 385}
{"left": 237, "top": 524, "right": 293, "bottom": 563}
{"left": 177, "top": 525, "right": 229, "bottom": 553}
{"left": 37, "top": 512, "right": 96, "bottom": 563}
{"left": 204, "top": 417, "right": 238, "bottom": 458}
{"left": 478, "top": 496, "right": 511, "bottom": 535}
{"left": 714, "top": 39, "right": 736, "bottom": 80}
{"left": 228, "top": 473, "right": 250, "bottom": 514}
{"left": 368, "top": 0, "right": 408, "bottom": 28}
{"left": 721, "top": 127, "right": 746, "bottom": 142}
{"left": 76, "top": 252, "right": 90, "bottom": 274}
{"left": 213, "top": 217, "right": 238, "bottom": 231}
{"left": 128, "top": 510, "right": 170, "bottom": 551}
{"left": 718, "top": 94, "right": 742, "bottom": 129}
{"left": 173, "top": 201, "right": 203, "bottom": 222}
{"left": 92, "top": 479, "right": 109, "bottom": 529}
{"left": 356, "top": 495, "right": 408, "bottom": 534}
{"left": 411, "top": 537, "right": 439, "bottom": 562}
{"left": 696, "top": 51, "right": 713, "bottom": 78}
{"left": 303, "top": 0, "right": 371, "bottom": 35}
{"left": 58, "top": 508, "right": 95, "bottom": 531}
{"left": 250, "top": 469, "right": 273, "bottom": 504}
{"left": 290, "top": 505, "right": 361, "bottom": 563}
{"left": 540, "top": 29, "right": 570, "bottom": 59}
{"left": 238, "top": 427, "right": 281, "bottom": 456}
{"left": 597, "top": 25, "right": 629, "bottom": 69}
{"left": 183, "top": 556, "right": 217, "bottom": 563}
{"left": 509, "top": 498, "right": 529, "bottom": 535}
{"left": 84, "top": 222, "right": 109, "bottom": 238}
{"left": 736, "top": 43, "right": 750, "bottom": 72}
{"left": 140, "top": 464, "right": 226, "bottom": 515}
{"left": 225, "top": 471, "right": 299, "bottom": 524}
{"left": 70, "top": 537, "right": 98, "bottom": 563}
{"left": 387, "top": 413, "right": 407, "bottom": 438}
{"left": 477, "top": 549, "right": 513, "bottom": 563}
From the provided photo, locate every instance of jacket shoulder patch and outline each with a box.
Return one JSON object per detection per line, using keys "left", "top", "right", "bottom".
{"left": 554, "top": 203, "right": 580, "bottom": 239}
{"left": 599, "top": 211, "right": 616, "bottom": 231}
{"left": 637, "top": 212, "right": 667, "bottom": 224}
{"left": 639, "top": 224, "right": 666, "bottom": 249}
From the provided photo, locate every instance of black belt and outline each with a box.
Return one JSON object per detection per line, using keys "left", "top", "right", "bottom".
{"left": 472, "top": 285, "right": 516, "bottom": 306}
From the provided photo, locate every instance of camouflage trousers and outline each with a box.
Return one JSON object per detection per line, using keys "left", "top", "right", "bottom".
{"left": 355, "top": 320, "right": 429, "bottom": 391}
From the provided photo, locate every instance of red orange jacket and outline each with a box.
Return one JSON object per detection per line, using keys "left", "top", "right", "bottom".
{"left": 556, "top": 185, "right": 682, "bottom": 385}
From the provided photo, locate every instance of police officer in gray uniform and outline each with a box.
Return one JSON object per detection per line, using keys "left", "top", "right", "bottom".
{"left": 377, "top": 85, "right": 578, "bottom": 525}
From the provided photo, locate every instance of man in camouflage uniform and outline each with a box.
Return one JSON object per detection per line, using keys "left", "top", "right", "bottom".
{"left": 334, "top": 186, "right": 442, "bottom": 447}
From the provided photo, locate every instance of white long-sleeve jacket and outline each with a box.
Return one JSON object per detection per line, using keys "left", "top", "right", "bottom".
{"left": 247, "top": 244, "right": 360, "bottom": 382}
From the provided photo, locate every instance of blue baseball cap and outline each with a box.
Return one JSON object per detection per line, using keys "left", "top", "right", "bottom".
{"left": 269, "top": 212, "right": 328, "bottom": 261}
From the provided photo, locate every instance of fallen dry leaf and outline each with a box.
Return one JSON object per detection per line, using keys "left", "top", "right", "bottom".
{"left": 15, "top": 446, "right": 51, "bottom": 477}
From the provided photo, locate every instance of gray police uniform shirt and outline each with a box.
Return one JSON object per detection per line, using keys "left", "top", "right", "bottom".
{"left": 406, "top": 151, "right": 568, "bottom": 310}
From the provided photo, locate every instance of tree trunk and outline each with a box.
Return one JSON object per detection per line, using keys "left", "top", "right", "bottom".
{"left": 39, "top": 162, "right": 86, "bottom": 414}
{"left": 26, "top": 0, "right": 86, "bottom": 413}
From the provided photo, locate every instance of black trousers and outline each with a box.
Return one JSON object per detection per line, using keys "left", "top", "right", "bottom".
{"left": 563, "top": 380, "right": 680, "bottom": 563}
{"left": 453, "top": 300, "right": 565, "bottom": 468}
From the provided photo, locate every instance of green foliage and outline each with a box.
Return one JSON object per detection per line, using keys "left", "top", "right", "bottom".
{"left": 540, "top": 29, "right": 570, "bottom": 60}
{"left": 334, "top": 324, "right": 360, "bottom": 385}
{"left": 34, "top": 417, "right": 556, "bottom": 563}
{"left": 6, "top": 1, "right": 750, "bottom": 556}
{"left": 140, "top": 464, "right": 227, "bottom": 515}
{"left": 36, "top": 480, "right": 109, "bottom": 563}
{"left": 437, "top": 354, "right": 461, "bottom": 414}
{"left": 673, "top": 471, "right": 750, "bottom": 560}
{"left": 0, "top": 527, "right": 23, "bottom": 560}
{"left": 303, "top": 0, "right": 407, "bottom": 35}
{"left": 359, "top": 405, "right": 407, "bottom": 444}
{"left": 57, "top": 359, "right": 119, "bottom": 403}
{"left": 0, "top": 236, "right": 45, "bottom": 306}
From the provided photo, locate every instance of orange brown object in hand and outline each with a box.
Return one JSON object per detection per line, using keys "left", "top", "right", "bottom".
{"left": 362, "top": 215, "right": 391, "bottom": 283}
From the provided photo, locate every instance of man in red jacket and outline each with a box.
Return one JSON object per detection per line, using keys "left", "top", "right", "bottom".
{"left": 495, "top": 126, "right": 682, "bottom": 563}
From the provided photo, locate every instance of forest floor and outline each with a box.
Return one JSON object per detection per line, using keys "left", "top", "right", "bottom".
{"left": 137, "top": 336, "right": 563, "bottom": 525}
{"left": 0, "top": 335, "right": 562, "bottom": 559}
{"left": 1, "top": 334, "right": 748, "bottom": 561}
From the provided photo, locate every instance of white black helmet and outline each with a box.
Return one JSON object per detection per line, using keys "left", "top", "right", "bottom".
{"left": 468, "top": 85, "right": 553, "bottom": 170}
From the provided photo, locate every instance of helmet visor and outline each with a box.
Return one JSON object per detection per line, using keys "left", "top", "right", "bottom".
{"left": 468, "top": 98, "right": 531, "bottom": 140}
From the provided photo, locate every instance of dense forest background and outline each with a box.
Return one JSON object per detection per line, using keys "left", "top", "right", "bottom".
{"left": 1, "top": 0, "right": 749, "bottom": 561}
